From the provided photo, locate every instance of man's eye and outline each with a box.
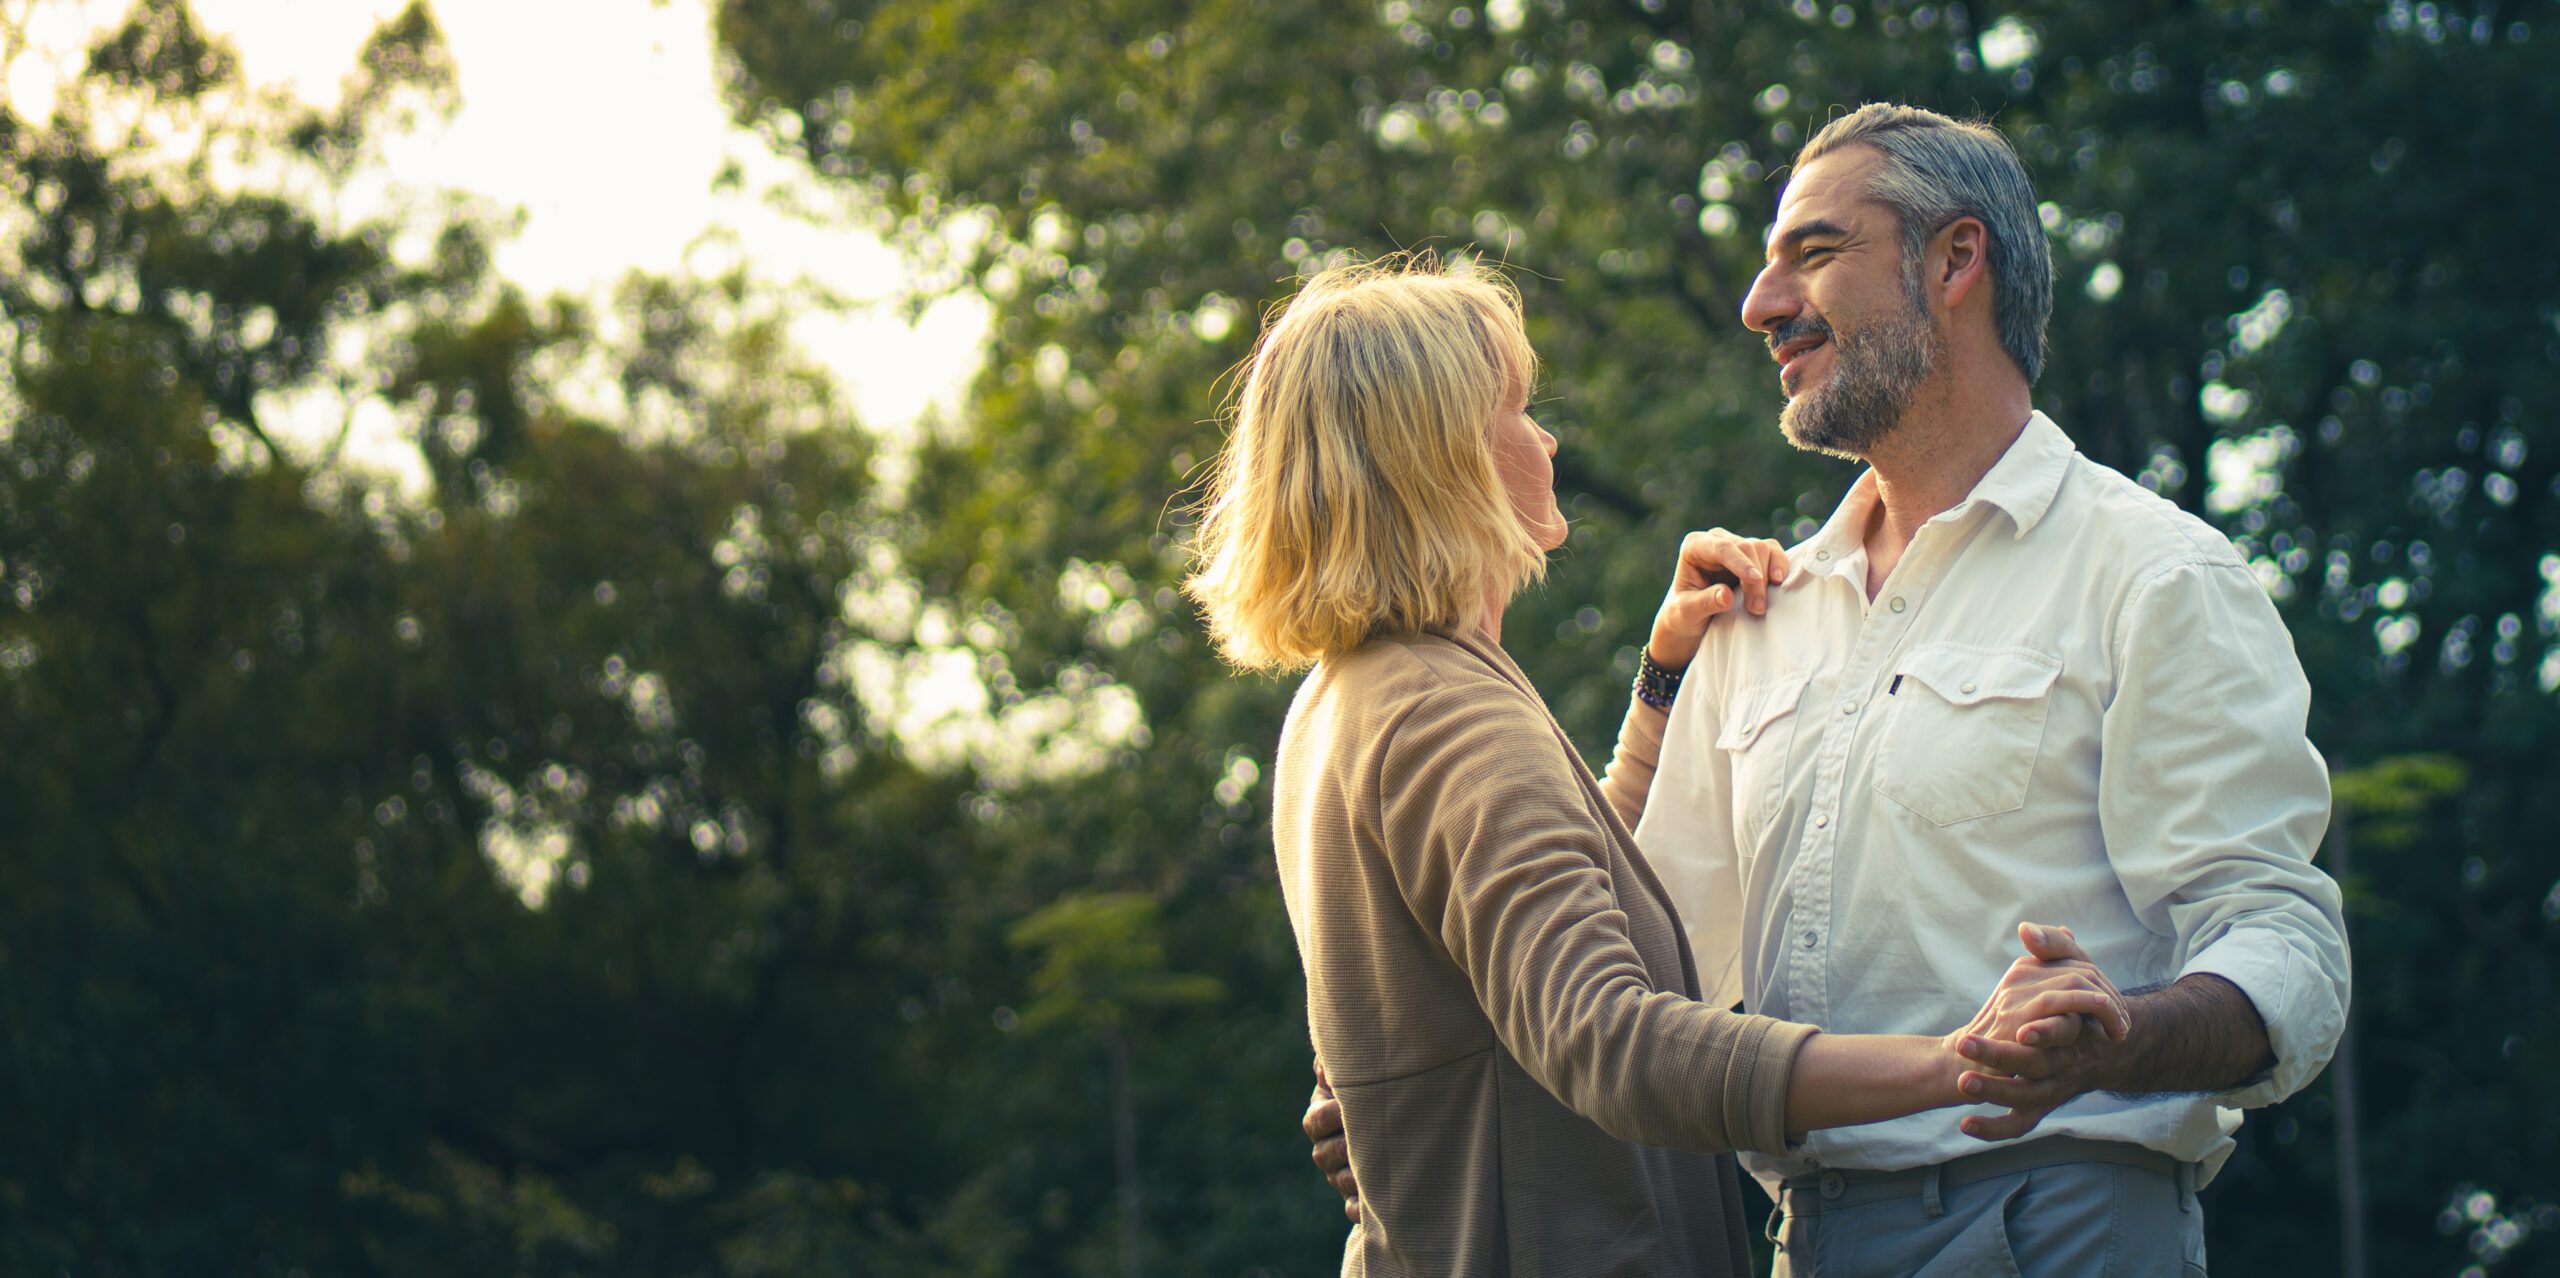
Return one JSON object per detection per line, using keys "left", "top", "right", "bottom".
{"left": 1803, "top": 246, "right": 1834, "bottom": 260}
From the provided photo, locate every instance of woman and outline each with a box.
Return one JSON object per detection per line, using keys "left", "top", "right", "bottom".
{"left": 1183, "top": 256, "right": 2120, "bottom": 1275}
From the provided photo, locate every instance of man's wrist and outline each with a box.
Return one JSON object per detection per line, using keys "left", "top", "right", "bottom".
{"left": 2092, "top": 974, "right": 2273, "bottom": 1097}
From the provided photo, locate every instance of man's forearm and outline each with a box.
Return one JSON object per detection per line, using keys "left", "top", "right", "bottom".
{"left": 2094, "top": 972, "right": 2274, "bottom": 1096}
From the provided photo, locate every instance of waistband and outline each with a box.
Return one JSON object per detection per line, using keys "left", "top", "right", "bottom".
{"left": 1775, "top": 1136, "right": 2196, "bottom": 1214}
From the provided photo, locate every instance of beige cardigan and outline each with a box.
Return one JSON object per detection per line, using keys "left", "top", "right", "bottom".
{"left": 1274, "top": 627, "right": 1817, "bottom": 1277}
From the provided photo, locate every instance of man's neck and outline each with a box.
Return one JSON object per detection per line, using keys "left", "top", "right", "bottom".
{"left": 1854, "top": 380, "right": 2033, "bottom": 598}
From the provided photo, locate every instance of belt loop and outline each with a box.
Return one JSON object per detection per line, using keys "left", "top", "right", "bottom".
{"left": 2176, "top": 1160, "right": 2197, "bottom": 1213}
{"left": 1921, "top": 1163, "right": 1945, "bottom": 1218}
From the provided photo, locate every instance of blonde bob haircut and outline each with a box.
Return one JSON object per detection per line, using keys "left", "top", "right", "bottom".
{"left": 1183, "top": 253, "right": 1547, "bottom": 672}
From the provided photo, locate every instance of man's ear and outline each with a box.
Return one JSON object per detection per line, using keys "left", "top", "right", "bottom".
{"left": 1937, "top": 216, "right": 1991, "bottom": 311}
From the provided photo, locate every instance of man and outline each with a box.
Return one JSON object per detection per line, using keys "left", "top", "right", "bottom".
{"left": 1305, "top": 104, "right": 2349, "bottom": 1273}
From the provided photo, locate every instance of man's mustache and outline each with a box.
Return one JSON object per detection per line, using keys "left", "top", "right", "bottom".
{"left": 1767, "top": 313, "right": 1834, "bottom": 357}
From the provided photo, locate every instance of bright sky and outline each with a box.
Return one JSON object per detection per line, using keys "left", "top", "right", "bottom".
{"left": 4, "top": 0, "right": 989, "bottom": 440}
{"left": 3, "top": 2, "right": 1135, "bottom": 903}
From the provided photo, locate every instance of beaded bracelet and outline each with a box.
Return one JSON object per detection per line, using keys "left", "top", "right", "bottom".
{"left": 1633, "top": 648, "right": 1686, "bottom": 710}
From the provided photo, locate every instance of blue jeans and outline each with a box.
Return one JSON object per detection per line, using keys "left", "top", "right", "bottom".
{"left": 1769, "top": 1140, "right": 2208, "bottom": 1277}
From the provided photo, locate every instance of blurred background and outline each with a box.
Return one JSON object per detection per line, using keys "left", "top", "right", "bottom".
{"left": 1, "top": 0, "right": 2553, "bottom": 1273}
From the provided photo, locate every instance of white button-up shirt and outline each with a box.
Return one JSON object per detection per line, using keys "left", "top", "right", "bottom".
{"left": 1633, "top": 411, "right": 2349, "bottom": 1190}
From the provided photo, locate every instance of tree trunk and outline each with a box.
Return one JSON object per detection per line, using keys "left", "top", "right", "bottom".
{"left": 1110, "top": 1028, "right": 1142, "bottom": 1278}
{"left": 2328, "top": 801, "right": 2367, "bottom": 1278}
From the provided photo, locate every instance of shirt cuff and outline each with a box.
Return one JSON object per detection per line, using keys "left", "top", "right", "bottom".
{"left": 2180, "top": 928, "right": 2344, "bottom": 1109}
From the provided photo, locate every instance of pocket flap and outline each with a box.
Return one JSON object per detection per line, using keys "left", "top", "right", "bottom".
{"left": 1898, "top": 644, "right": 2061, "bottom": 706}
{"left": 1714, "top": 669, "right": 1812, "bottom": 751}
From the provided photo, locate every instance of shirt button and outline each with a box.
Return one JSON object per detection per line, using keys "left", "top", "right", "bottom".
{"left": 1840, "top": 701, "right": 1858, "bottom": 715}
{"left": 1800, "top": 930, "right": 1818, "bottom": 949}
{"left": 1813, "top": 813, "right": 1830, "bottom": 829}
{"left": 1814, "top": 549, "right": 1832, "bottom": 561}
{"left": 1960, "top": 681, "right": 1978, "bottom": 694}
{"left": 1890, "top": 596, "right": 1907, "bottom": 613}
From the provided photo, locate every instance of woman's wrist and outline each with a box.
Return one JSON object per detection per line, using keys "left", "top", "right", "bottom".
{"left": 1643, "top": 617, "right": 1701, "bottom": 673}
{"left": 1782, "top": 1033, "right": 1967, "bottom": 1137}
{"left": 1632, "top": 646, "right": 1685, "bottom": 710}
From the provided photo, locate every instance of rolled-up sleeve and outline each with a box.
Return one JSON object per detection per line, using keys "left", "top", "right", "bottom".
{"left": 2098, "top": 559, "right": 2350, "bottom": 1108}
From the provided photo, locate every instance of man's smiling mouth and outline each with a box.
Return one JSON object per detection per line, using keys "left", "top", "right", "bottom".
{"left": 1773, "top": 333, "right": 1827, "bottom": 369}
{"left": 1774, "top": 333, "right": 1828, "bottom": 390}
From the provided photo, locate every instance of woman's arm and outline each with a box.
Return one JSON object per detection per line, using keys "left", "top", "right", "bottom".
{"left": 1382, "top": 684, "right": 1801, "bottom": 1153}
{"left": 1781, "top": 952, "right": 2130, "bottom": 1137}
{"left": 1299, "top": 925, "right": 2130, "bottom": 1213}
{"left": 1379, "top": 683, "right": 2117, "bottom": 1156}
{"left": 1596, "top": 530, "right": 1791, "bottom": 830}
{"left": 1594, "top": 696, "right": 1671, "bottom": 832}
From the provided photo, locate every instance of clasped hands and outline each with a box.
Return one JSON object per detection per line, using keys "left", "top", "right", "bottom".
{"left": 1941, "top": 920, "right": 2130, "bottom": 1142}
{"left": 1302, "top": 920, "right": 2127, "bottom": 1222}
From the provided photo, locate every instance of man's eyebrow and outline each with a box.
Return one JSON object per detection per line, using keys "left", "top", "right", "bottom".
{"left": 1767, "top": 217, "right": 1853, "bottom": 257}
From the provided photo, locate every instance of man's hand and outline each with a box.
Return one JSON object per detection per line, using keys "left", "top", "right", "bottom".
{"left": 1647, "top": 530, "right": 1790, "bottom": 671}
{"left": 1949, "top": 923, "right": 2128, "bottom": 1141}
{"left": 1958, "top": 924, "right": 2278, "bottom": 1141}
{"left": 1304, "top": 1062, "right": 1359, "bottom": 1223}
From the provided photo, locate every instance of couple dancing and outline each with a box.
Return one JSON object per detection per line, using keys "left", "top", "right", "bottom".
{"left": 1182, "top": 105, "right": 2348, "bottom": 1275}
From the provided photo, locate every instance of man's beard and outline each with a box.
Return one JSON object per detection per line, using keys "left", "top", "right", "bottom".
{"left": 1773, "top": 294, "right": 1944, "bottom": 459}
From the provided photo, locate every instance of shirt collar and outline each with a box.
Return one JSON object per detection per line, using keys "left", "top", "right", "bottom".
{"left": 1779, "top": 411, "right": 2073, "bottom": 589}
{"left": 1782, "top": 468, "right": 1882, "bottom": 589}
{"left": 1956, "top": 410, "right": 2073, "bottom": 540}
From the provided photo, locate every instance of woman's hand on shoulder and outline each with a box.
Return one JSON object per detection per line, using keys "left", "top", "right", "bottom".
{"left": 1647, "top": 529, "right": 1790, "bottom": 671}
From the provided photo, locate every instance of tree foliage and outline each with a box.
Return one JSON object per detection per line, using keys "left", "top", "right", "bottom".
{"left": 3, "top": 4, "right": 1016, "bottom": 1273}
{"left": 711, "top": 0, "right": 2560, "bottom": 1272}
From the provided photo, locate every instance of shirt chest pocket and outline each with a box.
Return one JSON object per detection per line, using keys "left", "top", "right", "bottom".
{"left": 1873, "top": 644, "right": 2062, "bottom": 827}
{"left": 1714, "top": 669, "right": 1811, "bottom": 841}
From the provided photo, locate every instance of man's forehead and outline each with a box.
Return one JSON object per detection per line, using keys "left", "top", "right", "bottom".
{"left": 1764, "top": 145, "right": 1886, "bottom": 246}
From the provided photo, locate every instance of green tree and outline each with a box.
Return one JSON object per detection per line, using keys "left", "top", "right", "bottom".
{"left": 0, "top": 3, "right": 1026, "bottom": 1272}
{"left": 1010, "top": 891, "right": 1225, "bottom": 1278}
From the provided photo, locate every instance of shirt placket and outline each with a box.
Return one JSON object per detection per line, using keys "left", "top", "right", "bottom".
{"left": 1773, "top": 517, "right": 1970, "bottom": 1032}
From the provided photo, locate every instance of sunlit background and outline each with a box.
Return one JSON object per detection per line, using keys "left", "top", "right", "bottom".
{"left": 7, "top": 0, "right": 990, "bottom": 443}
{"left": 2, "top": 1, "right": 2554, "bottom": 1274}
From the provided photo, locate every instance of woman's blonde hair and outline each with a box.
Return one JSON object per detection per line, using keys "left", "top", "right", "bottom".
{"left": 1182, "top": 253, "right": 1547, "bottom": 671}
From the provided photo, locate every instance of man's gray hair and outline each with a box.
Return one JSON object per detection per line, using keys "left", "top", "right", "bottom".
{"left": 1798, "top": 104, "right": 2053, "bottom": 386}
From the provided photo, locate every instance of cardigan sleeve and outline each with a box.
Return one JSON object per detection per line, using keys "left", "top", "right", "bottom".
{"left": 1377, "top": 681, "right": 1814, "bottom": 1156}
{"left": 1595, "top": 692, "right": 1670, "bottom": 834}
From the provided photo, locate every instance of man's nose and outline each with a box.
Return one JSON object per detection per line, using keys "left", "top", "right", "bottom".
{"left": 1740, "top": 264, "right": 1792, "bottom": 335}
